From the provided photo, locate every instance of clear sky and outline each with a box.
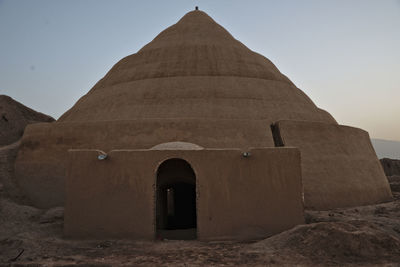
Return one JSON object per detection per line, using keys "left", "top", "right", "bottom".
{"left": 1, "top": 0, "right": 399, "bottom": 141}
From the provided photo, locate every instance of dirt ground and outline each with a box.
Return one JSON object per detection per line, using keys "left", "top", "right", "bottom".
{"left": 1, "top": 178, "right": 400, "bottom": 266}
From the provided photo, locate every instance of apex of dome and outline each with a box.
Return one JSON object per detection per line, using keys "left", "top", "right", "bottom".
{"left": 139, "top": 9, "right": 236, "bottom": 52}
{"left": 175, "top": 9, "right": 219, "bottom": 27}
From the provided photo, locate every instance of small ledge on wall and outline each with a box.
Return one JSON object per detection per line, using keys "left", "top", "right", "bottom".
{"left": 150, "top": 142, "right": 204, "bottom": 151}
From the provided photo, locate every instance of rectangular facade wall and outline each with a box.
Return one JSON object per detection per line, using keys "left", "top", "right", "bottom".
{"left": 64, "top": 148, "right": 304, "bottom": 240}
{"left": 16, "top": 119, "right": 273, "bottom": 208}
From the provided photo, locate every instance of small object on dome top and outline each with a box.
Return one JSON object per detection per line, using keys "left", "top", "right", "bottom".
{"left": 195, "top": 6, "right": 199, "bottom": 11}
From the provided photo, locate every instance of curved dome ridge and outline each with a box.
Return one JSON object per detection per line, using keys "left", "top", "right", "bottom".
{"left": 58, "top": 10, "right": 336, "bottom": 125}
{"left": 92, "top": 10, "right": 293, "bottom": 87}
{"left": 140, "top": 11, "right": 240, "bottom": 51}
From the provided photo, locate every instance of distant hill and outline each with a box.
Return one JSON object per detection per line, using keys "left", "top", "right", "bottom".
{"left": 371, "top": 138, "right": 400, "bottom": 160}
{"left": 0, "top": 95, "right": 54, "bottom": 146}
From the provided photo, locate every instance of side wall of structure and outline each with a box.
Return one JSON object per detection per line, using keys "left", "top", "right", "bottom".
{"left": 277, "top": 120, "right": 393, "bottom": 210}
{"left": 15, "top": 119, "right": 274, "bottom": 208}
{"left": 64, "top": 148, "right": 304, "bottom": 240}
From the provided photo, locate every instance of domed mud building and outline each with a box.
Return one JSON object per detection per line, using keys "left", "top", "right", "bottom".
{"left": 15, "top": 10, "right": 392, "bottom": 240}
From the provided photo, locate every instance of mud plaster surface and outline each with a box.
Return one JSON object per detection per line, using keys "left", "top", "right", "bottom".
{"left": 1, "top": 180, "right": 400, "bottom": 266}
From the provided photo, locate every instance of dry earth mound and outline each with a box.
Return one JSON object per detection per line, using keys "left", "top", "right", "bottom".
{"left": 246, "top": 220, "right": 400, "bottom": 265}
{"left": 0, "top": 95, "right": 54, "bottom": 146}
{"left": 2, "top": 194, "right": 400, "bottom": 266}
{"left": 387, "top": 175, "right": 400, "bottom": 199}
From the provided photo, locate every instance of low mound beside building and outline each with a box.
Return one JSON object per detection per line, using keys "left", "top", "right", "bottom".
{"left": 0, "top": 95, "right": 54, "bottom": 203}
{"left": 380, "top": 158, "right": 400, "bottom": 176}
{"left": 0, "top": 95, "right": 54, "bottom": 146}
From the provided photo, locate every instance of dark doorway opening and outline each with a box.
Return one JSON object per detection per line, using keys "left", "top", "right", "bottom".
{"left": 156, "top": 158, "right": 197, "bottom": 240}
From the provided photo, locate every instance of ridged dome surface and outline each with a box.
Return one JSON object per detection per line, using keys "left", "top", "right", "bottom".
{"left": 58, "top": 11, "right": 336, "bottom": 124}
{"left": 15, "top": 10, "right": 392, "bottom": 213}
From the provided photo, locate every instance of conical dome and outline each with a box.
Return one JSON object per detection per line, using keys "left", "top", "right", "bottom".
{"left": 58, "top": 11, "right": 335, "bottom": 124}
{"left": 15, "top": 10, "right": 392, "bottom": 214}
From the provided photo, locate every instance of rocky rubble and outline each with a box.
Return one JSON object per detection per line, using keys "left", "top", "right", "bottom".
{"left": 246, "top": 220, "right": 400, "bottom": 265}
{"left": 381, "top": 158, "right": 400, "bottom": 176}
{"left": 380, "top": 158, "right": 400, "bottom": 200}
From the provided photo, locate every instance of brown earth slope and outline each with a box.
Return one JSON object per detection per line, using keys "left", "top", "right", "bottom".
{"left": 0, "top": 95, "right": 54, "bottom": 146}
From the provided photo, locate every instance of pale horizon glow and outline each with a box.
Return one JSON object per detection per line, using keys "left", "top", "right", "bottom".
{"left": 1, "top": 0, "right": 399, "bottom": 141}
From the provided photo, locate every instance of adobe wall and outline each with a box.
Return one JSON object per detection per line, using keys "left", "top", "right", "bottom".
{"left": 64, "top": 148, "right": 304, "bottom": 240}
{"left": 16, "top": 119, "right": 273, "bottom": 208}
{"left": 276, "top": 120, "right": 393, "bottom": 210}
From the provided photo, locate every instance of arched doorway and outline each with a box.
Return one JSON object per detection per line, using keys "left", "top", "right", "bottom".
{"left": 156, "top": 158, "right": 197, "bottom": 240}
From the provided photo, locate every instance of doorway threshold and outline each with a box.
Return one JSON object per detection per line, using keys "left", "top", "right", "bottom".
{"left": 157, "top": 228, "right": 197, "bottom": 240}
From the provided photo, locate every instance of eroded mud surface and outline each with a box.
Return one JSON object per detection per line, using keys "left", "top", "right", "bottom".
{"left": 1, "top": 184, "right": 400, "bottom": 266}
